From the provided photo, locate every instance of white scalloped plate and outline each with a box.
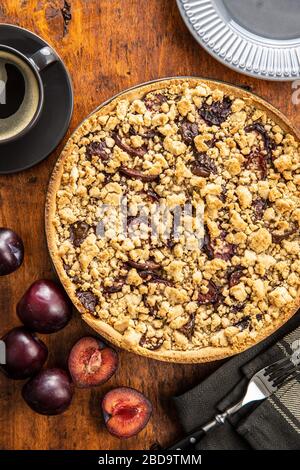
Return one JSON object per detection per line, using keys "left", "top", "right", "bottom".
{"left": 177, "top": 0, "right": 300, "bottom": 80}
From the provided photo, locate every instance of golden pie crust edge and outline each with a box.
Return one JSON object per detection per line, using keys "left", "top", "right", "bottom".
{"left": 45, "top": 77, "right": 300, "bottom": 363}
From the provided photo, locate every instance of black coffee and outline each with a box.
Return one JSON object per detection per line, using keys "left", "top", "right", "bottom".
{"left": 0, "top": 63, "right": 25, "bottom": 119}
{"left": 0, "top": 50, "right": 40, "bottom": 142}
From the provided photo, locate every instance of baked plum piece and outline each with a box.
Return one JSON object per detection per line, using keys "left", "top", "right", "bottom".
{"left": 102, "top": 387, "right": 152, "bottom": 439}
{"left": 68, "top": 337, "right": 118, "bottom": 388}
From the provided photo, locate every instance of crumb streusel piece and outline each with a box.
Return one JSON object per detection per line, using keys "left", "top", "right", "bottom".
{"left": 48, "top": 79, "right": 300, "bottom": 357}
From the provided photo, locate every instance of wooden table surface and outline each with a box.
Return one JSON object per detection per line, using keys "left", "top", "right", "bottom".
{"left": 0, "top": 0, "right": 299, "bottom": 451}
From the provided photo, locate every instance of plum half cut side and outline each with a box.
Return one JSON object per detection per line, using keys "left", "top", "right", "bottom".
{"left": 102, "top": 387, "right": 152, "bottom": 439}
{"left": 68, "top": 336, "right": 118, "bottom": 388}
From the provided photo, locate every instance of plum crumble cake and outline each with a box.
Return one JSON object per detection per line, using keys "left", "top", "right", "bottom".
{"left": 46, "top": 78, "right": 300, "bottom": 363}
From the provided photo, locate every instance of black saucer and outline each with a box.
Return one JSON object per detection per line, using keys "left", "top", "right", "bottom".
{"left": 0, "top": 24, "right": 73, "bottom": 174}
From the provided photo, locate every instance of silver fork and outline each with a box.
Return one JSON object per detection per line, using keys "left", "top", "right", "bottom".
{"left": 168, "top": 348, "right": 300, "bottom": 450}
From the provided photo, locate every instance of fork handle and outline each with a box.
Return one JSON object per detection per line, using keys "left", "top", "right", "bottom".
{"left": 167, "top": 400, "right": 244, "bottom": 450}
{"left": 167, "top": 427, "right": 206, "bottom": 450}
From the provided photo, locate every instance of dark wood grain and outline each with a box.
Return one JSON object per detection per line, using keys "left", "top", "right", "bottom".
{"left": 0, "top": 0, "right": 299, "bottom": 450}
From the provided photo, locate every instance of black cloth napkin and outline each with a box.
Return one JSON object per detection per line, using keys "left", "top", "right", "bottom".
{"left": 173, "top": 312, "right": 300, "bottom": 450}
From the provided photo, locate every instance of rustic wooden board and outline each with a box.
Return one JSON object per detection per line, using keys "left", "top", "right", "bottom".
{"left": 0, "top": 0, "right": 299, "bottom": 450}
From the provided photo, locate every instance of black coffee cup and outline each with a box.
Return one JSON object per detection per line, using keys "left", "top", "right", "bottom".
{"left": 0, "top": 44, "right": 58, "bottom": 144}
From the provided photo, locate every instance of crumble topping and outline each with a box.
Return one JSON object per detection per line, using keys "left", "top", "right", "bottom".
{"left": 51, "top": 80, "right": 300, "bottom": 353}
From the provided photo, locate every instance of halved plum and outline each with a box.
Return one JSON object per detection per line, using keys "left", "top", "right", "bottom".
{"left": 68, "top": 337, "right": 118, "bottom": 388}
{"left": 102, "top": 387, "right": 152, "bottom": 439}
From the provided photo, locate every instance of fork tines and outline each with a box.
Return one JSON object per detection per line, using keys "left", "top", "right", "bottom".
{"left": 264, "top": 357, "right": 299, "bottom": 387}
